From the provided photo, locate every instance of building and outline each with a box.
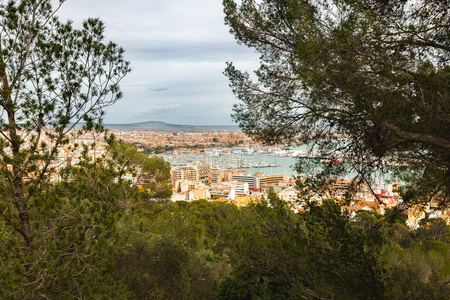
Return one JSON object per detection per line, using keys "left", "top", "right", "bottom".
{"left": 259, "top": 174, "right": 289, "bottom": 186}
{"left": 231, "top": 182, "right": 249, "bottom": 197}
{"left": 171, "top": 164, "right": 211, "bottom": 187}
{"left": 171, "top": 167, "right": 198, "bottom": 187}
{"left": 224, "top": 170, "right": 248, "bottom": 182}
{"left": 171, "top": 181, "right": 211, "bottom": 201}
{"left": 278, "top": 188, "right": 298, "bottom": 203}
{"left": 231, "top": 174, "right": 259, "bottom": 188}
{"left": 209, "top": 170, "right": 223, "bottom": 184}
{"left": 235, "top": 196, "right": 261, "bottom": 208}
{"left": 178, "top": 180, "right": 197, "bottom": 192}
{"left": 209, "top": 183, "right": 234, "bottom": 199}
{"left": 197, "top": 164, "right": 211, "bottom": 181}
{"left": 208, "top": 181, "right": 249, "bottom": 200}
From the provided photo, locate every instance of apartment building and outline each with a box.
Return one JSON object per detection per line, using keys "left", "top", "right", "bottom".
{"left": 209, "top": 183, "right": 235, "bottom": 199}
{"left": 209, "top": 170, "right": 223, "bottom": 184}
{"left": 208, "top": 181, "right": 249, "bottom": 200}
{"left": 171, "top": 164, "right": 211, "bottom": 187}
{"left": 278, "top": 188, "right": 298, "bottom": 203}
{"left": 224, "top": 169, "right": 248, "bottom": 182}
{"left": 171, "top": 167, "right": 200, "bottom": 187}
{"left": 231, "top": 182, "right": 249, "bottom": 197}
{"left": 231, "top": 174, "right": 260, "bottom": 188}
{"left": 197, "top": 164, "right": 211, "bottom": 181}
{"left": 259, "top": 174, "right": 290, "bottom": 186}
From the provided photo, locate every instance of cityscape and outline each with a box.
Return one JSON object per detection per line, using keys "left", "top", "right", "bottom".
{"left": 47, "top": 128, "right": 449, "bottom": 230}
{"left": 1, "top": 0, "right": 448, "bottom": 298}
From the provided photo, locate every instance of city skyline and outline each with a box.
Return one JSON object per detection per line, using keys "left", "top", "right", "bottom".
{"left": 57, "top": 0, "right": 260, "bottom": 126}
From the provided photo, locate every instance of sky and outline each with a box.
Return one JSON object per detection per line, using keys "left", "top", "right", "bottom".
{"left": 56, "top": 0, "right": 260, "bottom": 126}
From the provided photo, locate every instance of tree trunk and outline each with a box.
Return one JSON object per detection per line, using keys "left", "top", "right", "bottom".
{"left": 1, "top": 55, "right": 32, "bottom": 248}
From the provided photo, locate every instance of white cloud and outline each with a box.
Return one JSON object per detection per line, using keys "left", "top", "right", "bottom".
{"left": 55, "top": 0, "right": 260, "bottom": 125}
{"left": 139, "top": 103, "right": 182, "bottom": 117}
{"left": 148, "top": 84, "right": 170, "bottom": 92}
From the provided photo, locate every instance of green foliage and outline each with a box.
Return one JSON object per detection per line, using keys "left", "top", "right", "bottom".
{"left": 0, "top": 143, "right": 135, "bottom": 298}
{"left": 0, "top": 1, "right": 448, "bottom": 297}
{"left": 383, "top": 245, "right": 450, "bottom": 299}
{"left": 109, "top": 141, "right": 172, "bottom": 199}
{"left": 213, "top": 196, "right": 450, "bottom": 299}
{"left": 223, "top": 0, "right": 450, "bottom": 207}
{"left": 117, "top": 234, "right": 191, "bottom": 299}
{"left": 142, "top": 145, "right": 174, "bottom": 155}
{"left": 267, "top": 186, "right": 284, "bottom": 209}
{"left": 115, "top": 200, "right": 239, "bottom": 299}
{"left": 0, "top": 0, "right": 131, "bottom": 243}
{"left": 218, "top": 200, "right": 384, "bottom": 299}
{"left": 0, "top": 0, "right": 131, "bottom": 297}
{"left": 416, "top": 218, "right": 450, "bottom": 248}
{"left": 381, "top": 218, "right": 450, "bottom": 299}
{"left": 384, "top": 207, "right": 408, "bottom": 225}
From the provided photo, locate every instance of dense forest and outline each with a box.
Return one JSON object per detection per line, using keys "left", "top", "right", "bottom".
{"left": 0, "top": 0, "right": 449, "bottom": 298}
{"left": 3, "top": 186, "right": 449, "bottom": 298}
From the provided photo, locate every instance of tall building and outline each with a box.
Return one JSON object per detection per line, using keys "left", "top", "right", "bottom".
{"left": 197, "top": 164, "right": 211, "bottom": 181}
{"left": 231, "top": 174, "right": 259, "bottom": 188}
{"left": 171, "top": 164, "right": 211, "bottom": 187}
{"left": 209, "top": 170, "right": 223, "bottom": 184}
{"left": 171, "top": 167, "right": 199, "bottom": 187}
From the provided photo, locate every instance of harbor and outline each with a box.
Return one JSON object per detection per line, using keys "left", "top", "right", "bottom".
{"left": 160, "top": 147, "right": 401, "bottom": 179}
{"left": 160, "top": 149, "right": 300, "bottom": 176}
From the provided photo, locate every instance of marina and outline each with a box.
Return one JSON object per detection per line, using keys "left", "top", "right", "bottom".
{"left": 160, "top": 147, "right": 401, "bottom": 179}
{"left": 160, "top": 149, "right": 300, "bottom": 176}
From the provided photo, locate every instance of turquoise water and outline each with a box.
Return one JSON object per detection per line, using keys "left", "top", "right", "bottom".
{"left": 163, "top": 150, "right": 397, "bottom": 182}
{"left": 237, "top": 154, "right": 298, "bottom": 176}
{"left": 238, "top": 154, "right": 397, "bottom": 183}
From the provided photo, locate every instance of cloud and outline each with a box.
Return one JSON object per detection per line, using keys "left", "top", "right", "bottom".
{"left": 57, "top": 0, "right": 261, "bottom": 126}
{"left": 148, "top": 84, "right": 170, "bottom": 92}
{"left": 138, "top": 103, "right": 182, "bottom": 117}
{"left": 135, "top": 43, "right": 255, "bottom": 64}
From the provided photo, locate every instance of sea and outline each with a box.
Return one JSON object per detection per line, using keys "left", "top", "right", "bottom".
{"left": 161, "top": 149, "right": 397, "bottom": 183}
{"left": 235, "top": 154, "right": 298, "bottom": 176}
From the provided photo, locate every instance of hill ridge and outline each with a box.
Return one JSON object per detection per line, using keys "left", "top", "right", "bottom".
{"left": 103, "top": 120, "right": 240, "bottom": 131}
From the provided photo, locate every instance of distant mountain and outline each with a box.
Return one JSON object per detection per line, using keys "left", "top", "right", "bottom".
{"left": 103, "top": 121, "right": 240, "bottom": 132}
